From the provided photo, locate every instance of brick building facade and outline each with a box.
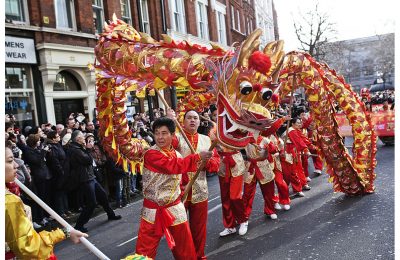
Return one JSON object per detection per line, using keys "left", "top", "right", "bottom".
{"left": 5, "top": 0, "right": 262, "bottom": 128}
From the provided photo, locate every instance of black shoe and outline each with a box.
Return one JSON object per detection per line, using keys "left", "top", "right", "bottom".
{"left": 108, "top": 215, "right": 122, "bottom": 221}
{"left": 75, "top": 226, "right": 88, "bottom": 233}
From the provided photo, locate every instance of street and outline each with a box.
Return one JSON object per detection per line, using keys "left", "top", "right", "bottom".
{"left": 54, "top": 139, "right": 394, "bottom": 260}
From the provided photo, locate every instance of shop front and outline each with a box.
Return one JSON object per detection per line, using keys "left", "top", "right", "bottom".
{"left": 5, "top": 35, "right": 38, "bottom": 130}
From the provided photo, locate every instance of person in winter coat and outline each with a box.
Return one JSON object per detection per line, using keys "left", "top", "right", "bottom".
{"left": 23, "top": 134, "right": 54, "bottom": 226}
{"left": 46, "top": 130, "right": 70, "bottom": 218}
{"left": 68, "top": 130, "right": 121, "bottom": 232}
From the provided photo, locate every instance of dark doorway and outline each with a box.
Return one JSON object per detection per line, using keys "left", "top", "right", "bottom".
{"left": 54, "top": 99, "right": 84, "bottom": 124}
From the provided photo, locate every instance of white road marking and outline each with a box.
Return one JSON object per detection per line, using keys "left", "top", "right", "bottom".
{"left": 208, "top": 204, "right": 222, "bottom": 214}
{"left": 117, "top": 236, "right": 138, "bottom": 247}
{"left": 208, "top": 196, "right": 220, "bottom": 202}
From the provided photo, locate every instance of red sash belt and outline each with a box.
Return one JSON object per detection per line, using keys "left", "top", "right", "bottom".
{"left": 218, "top": 151, "right": 239, "bottom": 183}
{"left": 143, "top": 197, "right": 181, "bottom": 249}
{"left": 248, "top": 158, "right": 265, "bottom": 181}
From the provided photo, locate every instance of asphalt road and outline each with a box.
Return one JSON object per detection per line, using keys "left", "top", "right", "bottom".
{"left": 54, "top": 139, "right": 394, "bottom": 260}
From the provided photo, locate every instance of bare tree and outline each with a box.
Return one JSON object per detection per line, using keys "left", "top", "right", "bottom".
{"left": 293, "top": 1, "right": 337, "bottom": 60}
{"left": 373, "top": 33, "right": 395, "bottom": 83}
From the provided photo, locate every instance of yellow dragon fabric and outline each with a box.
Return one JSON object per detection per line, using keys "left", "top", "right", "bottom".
{"left": 94, "top": 17, "right": 376, "bottom": 195}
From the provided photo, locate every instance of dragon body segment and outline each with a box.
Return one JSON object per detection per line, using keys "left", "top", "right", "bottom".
{"left": 94, "top": 18, "right": 376, "bottom": 195}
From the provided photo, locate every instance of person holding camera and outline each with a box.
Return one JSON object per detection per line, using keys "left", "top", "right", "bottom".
{"left": 69, "top": 130, "right": 121, "bottom": 233}
{"left": 23, "top": 134, "right": 54, "bottom": 226}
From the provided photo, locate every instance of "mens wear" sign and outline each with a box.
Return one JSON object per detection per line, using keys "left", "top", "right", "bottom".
{"left": 5, "top": 36, "right": 37, "bottom": 64}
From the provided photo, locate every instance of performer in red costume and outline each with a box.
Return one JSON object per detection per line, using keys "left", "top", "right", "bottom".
{"left": 299, "top": 108, "right": 313, "bottom": 182}
{"left": 171, "top": 110, "right": 220, "bottom": 260}
{"left": 135, "top": 117, "right": 212, "bottom": 260}
{"left": 212, "top": 113, "right": 289, "bottom": 236}
{"left": 243, "top": 136, "right": 278, "bottom": 220}
{"left": 308, "top": 122, "right": 323, "bottom": 175}
{"left": 265, "top": 134, "right": 291, "bottom": 211}
{"left": 281, "top": 117, "right": 311, "bottom": 197}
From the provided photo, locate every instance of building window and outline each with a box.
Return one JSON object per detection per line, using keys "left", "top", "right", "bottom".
{"left": 5, "top": 0, "right": 28, "bottom": 23}
{"left": 236, "top": 9, "right": 241, "bottom": 32}
{"left": 120, "top": 0, "right": 132, "bottom": 24}
{"left": 92, "top": 0, "right": 104, "bottom": 34}
{"left": 5, "top": 65, "right": 36, "bottom": 128}
{"left": 170, "top": 0, "right": 186, "bottom": 33}
{"left": 55, "top": 0, "right": 75, "bottom": 30}
{"left": 5, "top": 66, "right": 30, "bottom": 89}
{"left": 231, "top": 6, "right": 235, "bottom": 30}
{"left": 53, "top": 71, "right": 81, "bottom": 91}
{"left": 139, "top": 0, "right": 150, "bottom": 34}
{"left": 196, "top": 1, "right": 208, "bottom": 40}
{"left": 216, "top": 11, "right": 227, "bottom": 45}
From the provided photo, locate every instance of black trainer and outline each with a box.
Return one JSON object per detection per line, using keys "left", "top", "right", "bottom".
{"left": 108, "top": 215, "right": 122, "bottom": 221}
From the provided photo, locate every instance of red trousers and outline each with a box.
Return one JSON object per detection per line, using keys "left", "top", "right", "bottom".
{"left": 273, "top": 170, "right": 290, "bottom": 205}
{"left": 301, "top": 154, "right": 309, "bottom": 178}
{"left": 243, "top": 178, "right": 275, "bottom": 217}
{"left": 135, "top": 219, "right": 197, "bottom": 260}
{"left": 281, "top": 158, "right": 307, "bottom": 193}
{"left": 184, "top": 200, "right": 208, "bottom": 260}
{"left": 218, "top": 175, "right": 247, "bottom": 228}
{"left": 312, "top": 155, "right": 323, "bottom": 171}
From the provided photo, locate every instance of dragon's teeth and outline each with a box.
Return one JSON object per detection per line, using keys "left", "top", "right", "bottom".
{"left": 226, "top": 122, "right": 239, "bottom": 133}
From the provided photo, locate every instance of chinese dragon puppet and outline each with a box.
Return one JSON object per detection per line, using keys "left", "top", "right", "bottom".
{"left": 94, "top": 16, "right": 376, "bottom": 196}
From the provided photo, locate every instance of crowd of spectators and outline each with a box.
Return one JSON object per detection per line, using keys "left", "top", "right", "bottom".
{"left": 360, "top": 89, "right": 395, "bottom": 112}
{"left": 5, "top": 112, "right": 149, "bottom": 231}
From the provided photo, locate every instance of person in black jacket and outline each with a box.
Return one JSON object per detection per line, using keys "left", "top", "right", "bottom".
{"left": 23, "top": 133, "right": 53, "bottom": 226}
{"left": 106, "top": 156, "right": 128, "bottom": 208}
{"left": 69, "top": 130, "right": 121, "bottom": 232}
{"left": 46, "top": 130, "right": 71, "bottom": 218}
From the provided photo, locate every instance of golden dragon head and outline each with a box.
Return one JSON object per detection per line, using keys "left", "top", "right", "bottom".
{"left": 210, "top": 29, "right": 285, "bottom": 149}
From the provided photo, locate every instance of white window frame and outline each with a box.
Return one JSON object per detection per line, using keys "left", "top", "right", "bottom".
{"left": 236, "top": 9, "right": 241, "bottom": 32}
{"left": 55, "top": 0, "right": 76, "bottom": 31}
{"left": 169, "top": 0, "right": 186, "bottom": 33}
{"left": 120, "top": 0, "right": 132, "bottom": 25}
{"left": 139, "top": 0, "right": 151, "bottom": 34}
{"left": 215, "top": 2, "right": 227, "bottom": 45}
{"left": 195, "top": 0, "right": 209, "bottom": 40}
{"left": 5, "top": 0, "right": 29, "bottom": 24}
{"left": 92, "top": 0, "right": 104, "bottom": 34}
{"left": 230, "top": 5, "right": 235, "bottom": 30}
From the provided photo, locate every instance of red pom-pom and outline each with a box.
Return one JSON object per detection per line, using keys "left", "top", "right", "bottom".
{"left": 249, "top": 51, "right": 271, "bottom": 74}
{"left": 252, "top": 83, "right": 263, "bottom": 92}
{"left": 271, "top": 93, "right": 280, "bottom": 104}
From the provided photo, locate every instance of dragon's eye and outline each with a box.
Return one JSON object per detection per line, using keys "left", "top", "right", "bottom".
{"left": 240, "top": 81, "right": 253, "bottom": 95}
{"left": 261, "top": 88, "right": 273, "bottom": 100}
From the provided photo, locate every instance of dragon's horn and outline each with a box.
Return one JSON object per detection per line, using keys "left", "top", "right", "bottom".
{"left": 238, "top": 28, "right": 263, "bottom": 68}
{"left": 263, "top": 40, "right": 285, "bottom": 80}
{"left": 112, "top": 13, "right": 118, "bottom": 23}
{"left": 139, "top": 32, "right": 156, "bottom": 44}
{"left": 161, "top": 34, "right": 173, "bottom": 44}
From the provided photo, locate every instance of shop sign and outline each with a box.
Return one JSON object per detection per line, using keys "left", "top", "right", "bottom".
{"left": 5, "top": 36, "right": 37, "bottom": 64}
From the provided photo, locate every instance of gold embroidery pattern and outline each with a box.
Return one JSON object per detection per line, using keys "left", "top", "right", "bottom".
{"left": 218, "top": 152, "right": 245, "bottom": 177}
{"left": 177, "top": 134, "right": 210, "bottom": 204}
{"left": 142, "top": 147, "right": 182, "bottom": 206}
{"left": 142, "top": 202, "right": 188, "bottom": 225}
